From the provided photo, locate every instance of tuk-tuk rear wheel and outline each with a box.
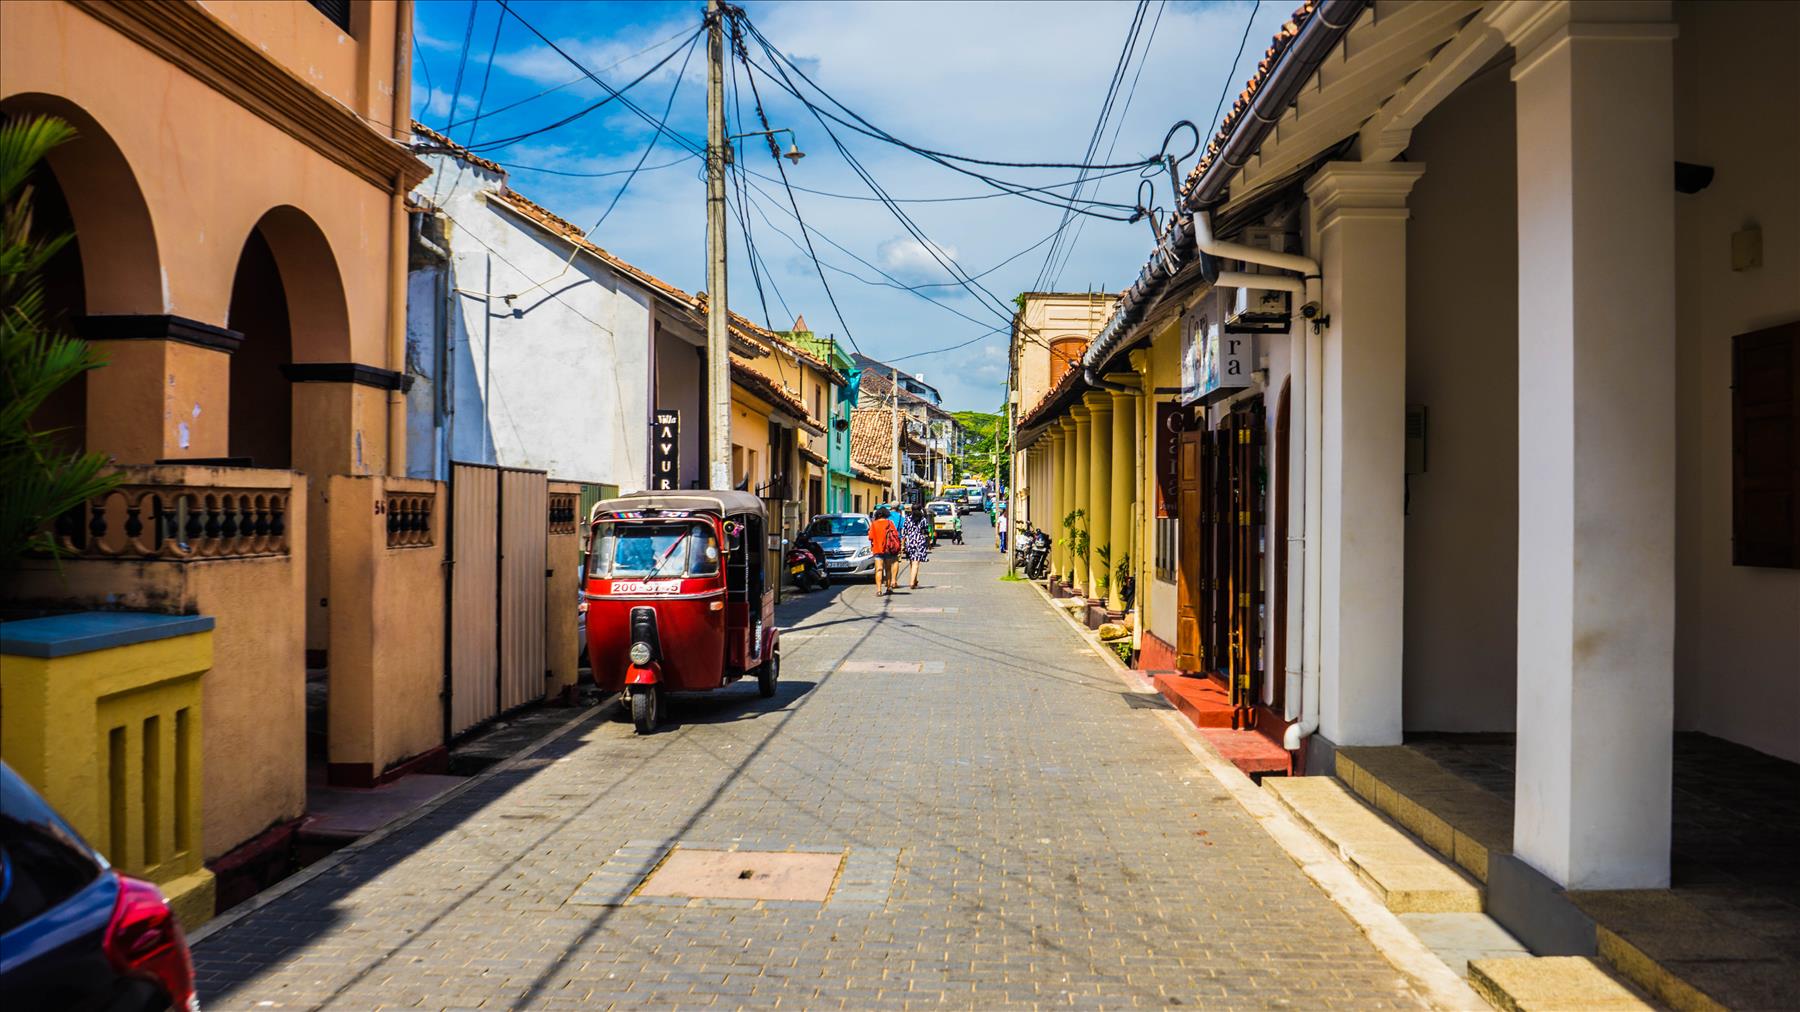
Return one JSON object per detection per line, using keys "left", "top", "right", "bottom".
{"left": 757, "top": 653, "right": 779, "bottom": 699}
{"left": 631, "top": 687, "right": 658, "bottom": 734}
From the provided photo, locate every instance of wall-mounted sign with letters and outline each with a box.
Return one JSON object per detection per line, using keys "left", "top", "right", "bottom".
{"left": 651, "top": 410, "right": 680, "bottom": 490}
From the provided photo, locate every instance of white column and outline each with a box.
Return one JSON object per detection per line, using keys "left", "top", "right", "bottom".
{"left": 1493, "top": 0, "right": 1677, "bottom": 889}
{"left": 1305, "top": 161, "right": 1425, "bottom": 747}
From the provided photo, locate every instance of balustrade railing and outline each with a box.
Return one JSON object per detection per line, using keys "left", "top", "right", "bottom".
{"left": 56, "top": 484, "right": 290, "bottom": 560}
{"left": 548, "top": 492, "right": 579, "bottom": 535}
{"left": 385, "top": 492, "right": 435, "bottom": 548}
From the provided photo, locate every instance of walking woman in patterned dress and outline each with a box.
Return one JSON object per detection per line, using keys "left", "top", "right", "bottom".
{"left": 902, "top": 504, "right": 931, "bottom": 589}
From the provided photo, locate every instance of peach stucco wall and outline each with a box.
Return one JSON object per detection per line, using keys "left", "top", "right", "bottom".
{"left": 326, "top": 474, "right": 446, "bottom": 776}
{"left": 204, "top": 0, "right": 403, "bottom": 128}
{"left": 0, "top": 1, "right": 398, "bottom": 369}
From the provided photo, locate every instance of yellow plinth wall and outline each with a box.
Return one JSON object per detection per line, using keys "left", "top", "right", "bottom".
{"left": 1, "top": 614, "right": 217, "bottom": 930}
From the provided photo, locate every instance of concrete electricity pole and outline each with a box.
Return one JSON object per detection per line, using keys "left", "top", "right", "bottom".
{"left": 889, "top": 368, "right": 901, "bottom": 504}
{"left": 705, "top": 0, "right": 731, "bottom": 489}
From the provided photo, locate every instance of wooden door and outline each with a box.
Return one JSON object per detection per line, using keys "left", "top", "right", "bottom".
{"left": 1175, "top": 429, "right": 1203, "bottom": 670}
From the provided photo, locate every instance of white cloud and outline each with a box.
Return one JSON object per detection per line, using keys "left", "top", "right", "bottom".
{"left": 445, "top": 0, "right": 1295, "bottom": 410}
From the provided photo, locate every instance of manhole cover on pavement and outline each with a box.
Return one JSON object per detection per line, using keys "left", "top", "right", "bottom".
{"left": 838, "top": 660, "right": 945, "bottom": 673}
{"left": 638, "top": 849, "right": 843, "bottom": 902}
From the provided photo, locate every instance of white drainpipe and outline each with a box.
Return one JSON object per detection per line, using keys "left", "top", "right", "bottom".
{"left": 1192, "top": 211, "right": 1324, "bottom": 757}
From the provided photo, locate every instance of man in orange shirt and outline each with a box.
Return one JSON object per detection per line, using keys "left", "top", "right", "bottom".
{"left": 867, "top": 506, "right": 901, "bottom": 596}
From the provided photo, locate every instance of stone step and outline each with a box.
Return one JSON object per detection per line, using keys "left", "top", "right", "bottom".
{"left": 1264, "top": 776, "right": 1484, "bottom": 914}
{"left": 1469, "top": 956, "right": 1658, "bottom": 1011}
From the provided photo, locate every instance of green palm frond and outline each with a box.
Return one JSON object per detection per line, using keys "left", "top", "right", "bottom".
{"left": 1, "top": 113, "right": 120, "bottom": 572}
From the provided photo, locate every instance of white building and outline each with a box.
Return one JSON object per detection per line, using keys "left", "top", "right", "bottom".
{"left": 1019, "top": 3, "right": 1796, "bottom": 997}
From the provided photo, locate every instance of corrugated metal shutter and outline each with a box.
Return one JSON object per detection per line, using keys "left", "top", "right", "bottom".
{"left": 499, "top": 469, "right": 547, "bottom": 711}
{"left": 448, "top": 464, "right": 499, "bottom": 736}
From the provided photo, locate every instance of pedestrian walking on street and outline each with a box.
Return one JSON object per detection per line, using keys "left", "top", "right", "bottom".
{"left": 868, "top": 507, "right": 901, "bottom": 596}
{"left": 902, "top": 504, "right": 931, "bottom": 589}
{"left": 996, "top": 506, "right": 1008, "bottom": 553}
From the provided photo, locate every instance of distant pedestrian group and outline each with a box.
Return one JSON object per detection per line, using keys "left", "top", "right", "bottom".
{"left": 866, "top": 505, "right": 932, "bottom": 596}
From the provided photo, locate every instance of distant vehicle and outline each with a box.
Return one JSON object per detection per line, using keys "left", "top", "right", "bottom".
{"left": 927, "top": 500, "right": 964, "bottom": 543}
{"left": 0, "top": 761, "right": 199, "bottom": 1012}
{"left": 803, "top": 513, "right": 875, "bottom": 579}
{"left": 942, "top": 487, "right": 975, "bottom": 514}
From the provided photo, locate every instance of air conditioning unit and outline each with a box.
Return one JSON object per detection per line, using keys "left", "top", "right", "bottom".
{"left": 1227, "top": 284, "right": 1292, "bottom": 333}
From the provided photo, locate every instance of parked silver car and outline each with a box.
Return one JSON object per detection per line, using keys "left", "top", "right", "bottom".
{"left": 803, "top": 513, "right": 875, "bottom": 578}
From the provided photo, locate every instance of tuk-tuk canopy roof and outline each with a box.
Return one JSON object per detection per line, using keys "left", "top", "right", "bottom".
{"left": 594, "top": 490, "right": 768, "bottom": 519}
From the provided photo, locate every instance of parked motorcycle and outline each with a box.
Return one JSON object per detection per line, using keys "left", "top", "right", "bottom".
{"left": 1014, "top": 524, "right": 1051, "bottom": 580}
{"left": 787, "top": 541, "right": 829, "bottom": 592}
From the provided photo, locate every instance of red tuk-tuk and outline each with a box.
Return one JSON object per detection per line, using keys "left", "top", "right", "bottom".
{"left": 583, "top": 491, "right": 779, "bottom": 733}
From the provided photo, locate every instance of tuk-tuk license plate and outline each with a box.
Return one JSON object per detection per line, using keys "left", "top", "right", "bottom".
{"left": 789, "top": 564, "right": 805, "bottom": 575}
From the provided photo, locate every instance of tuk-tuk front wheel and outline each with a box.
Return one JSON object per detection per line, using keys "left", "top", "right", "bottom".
{"left": 630, "top": 686, "right": 659, "bottom": 734}
{"left": 758, "top": 652, "right": 779, "bottom": 699}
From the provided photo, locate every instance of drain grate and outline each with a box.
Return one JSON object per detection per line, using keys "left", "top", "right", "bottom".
{"left": 637, "top": 849, "right": 842, "bottom": 902}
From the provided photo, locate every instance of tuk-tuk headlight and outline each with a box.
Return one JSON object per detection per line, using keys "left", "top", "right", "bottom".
{"left": 629, "top": 641, "right": 653, "bottom": 665}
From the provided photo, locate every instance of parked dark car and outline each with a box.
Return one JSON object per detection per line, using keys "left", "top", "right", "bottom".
{"left": 0, "top": 762, "right": 198, "bottom": 1012}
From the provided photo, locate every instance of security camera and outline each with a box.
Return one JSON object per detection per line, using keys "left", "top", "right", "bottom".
{"left": 1299, "top": 301, "right": 1322, "bottom": 320}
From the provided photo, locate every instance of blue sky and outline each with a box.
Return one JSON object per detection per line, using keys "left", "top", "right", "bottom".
{"left": 411, "top": 0, "right": 1296, "bottom": 413}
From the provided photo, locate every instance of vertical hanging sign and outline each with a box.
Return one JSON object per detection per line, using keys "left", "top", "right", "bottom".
{"left": 1156, "top": 402, "right": 1186, "bottom": 518}
{"left": 651, "top": 410, "right": 680, "bottom": 490}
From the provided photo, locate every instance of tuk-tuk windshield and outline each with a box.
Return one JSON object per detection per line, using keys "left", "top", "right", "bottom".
{"left": 590, "top": 521, "right": 720, "bottom": 579}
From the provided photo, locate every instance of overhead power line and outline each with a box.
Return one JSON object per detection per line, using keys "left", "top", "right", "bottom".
{"left": 439, "top": 21, "right": 700, "bottom": 133}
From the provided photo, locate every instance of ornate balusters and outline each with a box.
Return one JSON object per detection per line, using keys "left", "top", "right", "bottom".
{"left": 385, "top": 493, "right": 435, "bottom": 549}
{"left": 547, "top": 493, "right": 578, "bottom": 535}
{"left": 53, "top": 483, "right": 291, "bottom": 560}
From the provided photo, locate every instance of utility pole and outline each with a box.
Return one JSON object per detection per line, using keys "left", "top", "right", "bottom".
{"left": 889, "top": 367, "right": 901, "bottom": 505}
{"left": 705, "top": 0, "right": 731, "bottom": 489}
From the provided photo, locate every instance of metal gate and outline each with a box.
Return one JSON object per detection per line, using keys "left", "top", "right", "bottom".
{"left": 446, "top": 462, "right": 548, "bottom": 737}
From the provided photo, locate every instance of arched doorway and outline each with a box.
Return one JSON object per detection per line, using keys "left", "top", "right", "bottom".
{"left": 225, "top": 206, "right": 353, "bottom": 767}
{"left": 2, "top": 94, "right": 163, "bottom": 456}
{"left": 225, "top": 206, "right": 354, "bottom": 469}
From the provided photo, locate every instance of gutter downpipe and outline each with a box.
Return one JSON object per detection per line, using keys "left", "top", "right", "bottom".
{"left": 386, "top": 0, "right": 416, "bottom": 477}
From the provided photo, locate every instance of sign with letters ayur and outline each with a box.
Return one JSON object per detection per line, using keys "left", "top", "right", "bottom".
{"left": 651, "top": 410, "right": 680, "bottom": 490}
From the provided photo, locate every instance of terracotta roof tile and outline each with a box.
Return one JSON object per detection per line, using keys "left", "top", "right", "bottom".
{"left": 410, "top": 121, "right": 507, "bottom": 177}
{"left": 486, "top": 187, "right": 771, "bottom": 355}
{"left": 1179, "top": 2, "right": 1318, "bottom": 201}
{"left": 732, "top": 359, "right": 824, "bottom": 435}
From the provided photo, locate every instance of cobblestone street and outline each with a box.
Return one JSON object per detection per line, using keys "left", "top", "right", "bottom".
{"left": 193, "top": 520, "right": 1428, "bottom": 1010}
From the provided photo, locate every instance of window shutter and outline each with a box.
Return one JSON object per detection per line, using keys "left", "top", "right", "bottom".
{"left": 308, "top": 0, "right": 352, "bottom": 33}
{"left": 1733, "top": 322, "right": 1800, "bottom": 568}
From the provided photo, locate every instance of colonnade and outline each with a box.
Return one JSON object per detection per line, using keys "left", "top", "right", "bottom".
{"left": 1022, "top": 379, "right": 1142, "bottom": 614}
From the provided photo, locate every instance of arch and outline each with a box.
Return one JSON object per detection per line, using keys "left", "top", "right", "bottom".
{"left": 0, "top": 92, "right": 162, "bottom": 314}
{"left": 236, "top": 205, "right": 353, "bottom": 364}
{"left": 224, "top": 205, "right": 354, "bottom": 468}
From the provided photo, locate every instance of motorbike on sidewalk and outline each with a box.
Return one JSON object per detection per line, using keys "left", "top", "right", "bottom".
{"left": 787, "top": 540, "right": 829, "bottom": 592}
{"left": 1014, "top": 524, "right": 1051, "bottom": 579}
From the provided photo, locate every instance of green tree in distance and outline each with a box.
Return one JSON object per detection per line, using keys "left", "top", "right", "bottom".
{"left": 951, "top": 409, "right": 1009, "bottom": 483}
{"left": 1, "top": 115, "right": 119, "bottom": 571}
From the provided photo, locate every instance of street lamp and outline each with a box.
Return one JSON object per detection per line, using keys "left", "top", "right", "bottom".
{"left": 729, "top": 127, "right": 805, "bottom": 164}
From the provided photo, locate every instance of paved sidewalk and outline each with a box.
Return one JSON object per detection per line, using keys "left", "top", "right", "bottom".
{"left": 194, "top": 520, "right": 1429, "bottom": 1009}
